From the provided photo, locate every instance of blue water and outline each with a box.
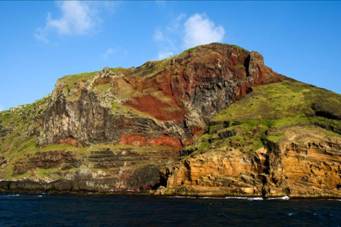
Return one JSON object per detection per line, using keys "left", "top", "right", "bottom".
{"left": 0, "top": 194, "right": 340, "bottom": 226}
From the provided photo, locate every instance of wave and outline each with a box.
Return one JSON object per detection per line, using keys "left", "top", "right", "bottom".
{"left": 172, "top": 196, "right": 264, "bottom": 200}
{"left": 328, "top": 199, "right": 341, "bottom": 202}
{"left": 224, "top": 196, "right": 263, "bottom": 201}
{"left": 267, "top": 196, "right": 290, "bottom": 200}
{"left": 0, "top": 194, "right": 20, "bottom": 198}
{"left": 173, "top": 196, "right": 198, "bottom": 199}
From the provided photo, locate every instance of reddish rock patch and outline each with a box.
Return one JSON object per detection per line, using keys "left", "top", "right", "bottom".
{"left": 120, "top": 134, "right": 182, "bottom": 149}
{"left": 119, "top": 134, "right": 146, "bottom": 146}
{"left": 40, "top": 43, "right": 283, "bottom": 147}
{"left": 191, "top": 127, "right": 205, "bottom": 137}
{"left": 125, "top": 95, "right": 185, "bottom": 122}
{"left": 58, "top": 137, "right": 79, "bottom": 146}
{"left": 149, "top": 135, "right": 182, "bottom": 149}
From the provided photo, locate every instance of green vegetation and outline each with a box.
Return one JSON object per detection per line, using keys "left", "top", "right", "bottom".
{"left": 214, "top": 80, "right": 341, "bottom": 121}
{"left": 107, "top": 67, "right": 134, "bottom": 75}
{"left": 187, "top": 80, "right": 341, "bottom": 155}
{"left": 56, "top": 71, "right": 97, "bottom": 101}
{"left": 131, "top": 60, "right": 170, "bottom": 78}
{"left": 58, "top": 68, "right": 133, "bottom": 92}
{"left": 92, "top": 83, "right": 112, "bottom": 94}
{"left": 38, "top": 43, "right": 250, "bottom": 107}
{"left": 0, "top": 96, "right": 52, "bottom": 178}
{"left": 1, "top": 43, "right": 340, "bottom": 183}
{"left": 0, "top": 96, "right": 50, "bottom": 156}
{"left": 57, "top": 71, "right": 97, "bottom": 89}
{"left": 230, "top": 44, "right": 247, "bottom": 52}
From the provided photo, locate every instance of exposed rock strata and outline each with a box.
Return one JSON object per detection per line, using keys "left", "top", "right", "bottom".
{"left": 0, "top": 43, "right": 340, "bottom": 197}
{"left": 164, "top": 127, "right": 341, "bottom": 197}
{"left": 13, "top": 151, "right": 79, "bottom": 175}
{"left": 0, "top": 146, "right": 179, "bottom": 193}
{"left": 38, "top": 43, "right": 282, "bottom": 146}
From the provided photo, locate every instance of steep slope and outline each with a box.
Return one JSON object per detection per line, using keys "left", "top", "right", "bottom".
{"left": 38, "top": 43, "right": 281, "bottom": 147}
{"left": 0, "top": 43, "right": 340, "bottom": 197}
{"left": 164, "top": 80, "right": 341, "bottom": 197}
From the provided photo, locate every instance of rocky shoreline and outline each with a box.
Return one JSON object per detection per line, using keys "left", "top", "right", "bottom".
{"left": 0, "top": 43, "right": 340, "bottom": 198}
{"left": 1, "top": 184, "right": 341, "bottom": 200}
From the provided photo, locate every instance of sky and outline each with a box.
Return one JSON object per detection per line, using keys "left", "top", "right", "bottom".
{"left": 0, "top": 1, "right": 340, "bottom": 110}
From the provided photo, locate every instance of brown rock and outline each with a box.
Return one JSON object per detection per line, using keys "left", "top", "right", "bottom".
{"left": 38, "top": 43, "right": 282, "bottom": 147}
{"left": 165, "top": 126, "right": 341, "bottom": 198}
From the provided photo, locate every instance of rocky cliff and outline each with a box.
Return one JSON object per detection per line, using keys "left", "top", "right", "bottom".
{"left": 0, "top": 43, "right": 340, "bottom": 198}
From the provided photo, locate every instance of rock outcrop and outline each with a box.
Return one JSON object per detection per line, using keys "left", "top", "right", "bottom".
{"left": 164, "top": 126, "right": 341, "bottom": 198}
{"left": 0, "top": 43, "right": 340, "bottom": 197}
{"left": 38, "top": 43, "right": 282, "bottom": 147}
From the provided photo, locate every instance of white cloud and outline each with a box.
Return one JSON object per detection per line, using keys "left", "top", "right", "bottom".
{"left": 153, "top": 13, "right": 225, "bottom": 59}
{"left": 47, "top": 1, "right": 94, "bottom": 35}
{"left": 35, "top": 1, "right": 117, "bottom": 42}
{"left": 183, "top": 14, "right": 225, "bottom": 48}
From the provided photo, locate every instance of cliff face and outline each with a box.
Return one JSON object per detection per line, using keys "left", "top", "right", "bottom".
{"left": 165, "top": 126, "right": 341, "bottom": 197}
{"left": 267, "top": 127, "right": 341, "bottom": 197}
{"left": 39, "top": 44, "right": 281, "bottom": 147}
{"left": 163, "top": 79, "right": 341, "bottom": 197}
{"left": 0, "top": 43, "right": 340, "bottom": 197}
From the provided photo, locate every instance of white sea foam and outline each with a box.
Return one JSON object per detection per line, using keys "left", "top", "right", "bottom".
{"left": 173, "top": 196, "right": 197, "bottom": 199}
{"left": 0, "top": 194, "right": 20, "bottom": 198}
{"left": 328, "top": 199, "right": 341, "bottom": 202}
{"left": 267, "top": 196, "right": 290, "bottom": 200}
{"left": 224, "top": 196, "right": 263, "bottom": 201}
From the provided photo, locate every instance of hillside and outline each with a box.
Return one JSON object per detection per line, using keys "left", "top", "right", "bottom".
{"left": 166, "top": 80, "right": 341, "bottom": 197}
{"left": 0, "top": 43, "right": 340, "bottom": 198}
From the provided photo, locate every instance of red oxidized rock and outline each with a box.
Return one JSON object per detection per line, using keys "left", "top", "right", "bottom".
{"left": 40, "top": 43, "right": 283, "bottom": 148}
{"left": 120, "top": 134, "right": 182, "bottom": 149}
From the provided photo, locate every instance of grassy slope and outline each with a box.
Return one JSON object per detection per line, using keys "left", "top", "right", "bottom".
{"left": 1, "top": 79, "right": 340, "bottom": 179}
{"left": 186, "top": 79, "right": 341, "bottom": 155}
{"left": 0, "top": 97, "right": 49, "bottom": 178}
{"left": 1, "top": 44, "right": 340, "bottom": 180}
{"left": 0, "top": 59, "right": 181, "bottom": 177}
{"left": 0, "top": 73, "right": 173, "bottom": 180}
{"left": 0, "top": 101, "right": 171, "bottom": 179}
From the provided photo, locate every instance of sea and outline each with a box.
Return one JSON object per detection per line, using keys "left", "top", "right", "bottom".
{"left": 0, "top": 194, "right": 340, "bottom": 226}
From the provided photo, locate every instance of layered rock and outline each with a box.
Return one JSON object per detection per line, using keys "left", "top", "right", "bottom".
{"left": 13, "top": 151, "right": 79, "bottom": 175}
{"left": 0, "top": 43, "right": 340, "bottom": 197}
{"left": 165, "top": 149, "right": 264, "bottom": 196}
{"left": 164, "top": 127, "right": 341, "bottom": 198}
{"left": 266, "top": 127, "right": 341, "bottom": 197}
{"left": 1, "top": 145, "right": 178, "bottom": 193}
{"left": 38, "top": 43, "right": 282, "bottom": 147}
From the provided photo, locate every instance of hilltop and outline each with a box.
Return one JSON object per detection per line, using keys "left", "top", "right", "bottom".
{"left": 0, "top": 43, "right": 340, "bottom": 198}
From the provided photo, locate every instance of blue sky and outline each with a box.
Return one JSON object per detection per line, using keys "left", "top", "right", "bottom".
{"left": 0, "top": 1, "right": 340, "bottom": 110}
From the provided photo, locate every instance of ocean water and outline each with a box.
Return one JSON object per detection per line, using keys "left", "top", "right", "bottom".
{"left": 0, "top": 194, "right": 340, "bottom": 226}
